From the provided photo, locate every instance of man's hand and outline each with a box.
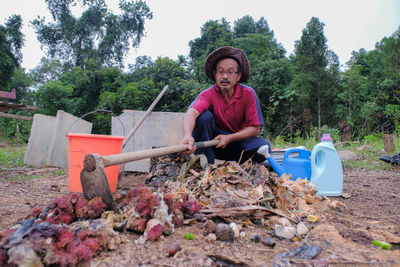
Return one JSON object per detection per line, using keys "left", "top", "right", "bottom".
{"left": 180, "top": 108, "right": 199, "bottom": 154}
{"left": 180, "top": 135, "right": 196, "bottom": 154}
{"left": 214, "top": 126, "right": 260, "bottom": 149}
{"left": 214, "top": 134, "right": 231, "bottom": 149}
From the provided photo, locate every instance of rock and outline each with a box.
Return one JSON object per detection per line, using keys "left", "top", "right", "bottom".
{"left": 215, "top": 223, "right": 235, "bottom": 242}
{"left": 276, "top": 242, "right": 322, "bottom": 260}
{"left": 203, "top": 220, "right": 217, "bottom": 234}
{"left": 269, "top": 216, "right": 280, "bottom": 225}
{"left": 296, "top": 222, "right": 309, "bottom": 236}
{"left": 274, "top": 224, "right": 296, "bottom": 239}
{"left": 261, "top": 237, "right": 276, "bottom": 247}
{"left": 163, "top": 222, "right": 173, "bottom": 236}
{"left": 278, "top": 217, "right": 292, "bottom": 227}
{"left": 194, "top": 213, "right": 206, "bottom": 222}
{"left": 168, "top": 242, "right": 181, "bottom": 257}
{"left": 206, "top": 233, "right": 217, "bottom": 242}
{"left": 250, "top": 233, "right": 261, "bottom": 243}
{"left": 299, "top": 243, "right": 322, "bottom": 259}
{"left": 229, "top": 222, "right": 240, "bottom": 238}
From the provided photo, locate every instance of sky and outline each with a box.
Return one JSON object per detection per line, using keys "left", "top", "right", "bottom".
{"left": 0, "top": 0, "right": 399, "bottom": 71}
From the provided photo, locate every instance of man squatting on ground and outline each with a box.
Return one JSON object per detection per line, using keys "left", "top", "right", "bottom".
{"left": 180, "top": 46, "right": 272, "bottom": 164}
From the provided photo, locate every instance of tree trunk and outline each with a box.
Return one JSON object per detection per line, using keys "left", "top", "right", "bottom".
{"left": 317, "top": 95, "right": 321, "bottom": 136}
{"left": 383, "top": 134, "right": 395, "bottom": 154}
{"left": 348, "top": 85, "right": 352, "bottom": 119}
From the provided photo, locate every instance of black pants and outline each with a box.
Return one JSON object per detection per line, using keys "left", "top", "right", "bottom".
{"left": 192, "top": 110, "right": 271, "bottom": 164}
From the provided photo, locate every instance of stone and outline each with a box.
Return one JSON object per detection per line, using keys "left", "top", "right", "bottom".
{"left": 261, "top": 237, "right": 276, "bottom": 247}
{"left": 250, "top": 233, "right": 261, "bottom": 243}
{"left": 278, "top": 217, "right": 292, "bottom": 227}
{"left": 275, "top": 224, "right": 296, "bottom": 239}
{"left": 203, "top": 220, "right": 217, "bottom": 234}
{"left": 229, "top": 222, "right": 240, "bottom": 238}
{"left": 206, "top": 233, "right": 217, "bottom": 242}
{"left": 216, "top": 223, "right": 235, "bottom": 242}
{"left": 296, "top": 222, "right": 309, "bottom": 236}
{"left": 168, "top": 242, "right": 181, "bottom": 257}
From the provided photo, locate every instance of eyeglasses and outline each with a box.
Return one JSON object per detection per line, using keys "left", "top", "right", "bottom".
{"left": 215, "top": 70, "right": 239, "bottom": 77}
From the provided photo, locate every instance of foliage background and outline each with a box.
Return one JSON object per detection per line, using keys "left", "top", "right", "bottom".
{"left": 0, "top": 0, "right": 399, "bottom": 145}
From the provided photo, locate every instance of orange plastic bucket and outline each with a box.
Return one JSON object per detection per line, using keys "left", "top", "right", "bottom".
{"left": 67, "top": 133, "right": 125, "bottom": 193}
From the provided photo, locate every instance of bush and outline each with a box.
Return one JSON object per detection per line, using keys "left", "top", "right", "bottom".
{"left": 0, "top": 117, "right": 32, "bottom": 144}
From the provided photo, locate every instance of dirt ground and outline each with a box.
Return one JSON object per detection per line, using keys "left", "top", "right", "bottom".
{"left": 0, "top": 165, "right": 400, "bottom": 266}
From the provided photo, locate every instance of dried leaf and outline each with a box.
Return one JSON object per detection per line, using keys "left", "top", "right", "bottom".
{"left": 177, "top": 162, "right": 188, "bottom": 181}
{"left": 254, "top": 185, "right": 264, "bottom": 199}
{"left": 183, "top": 218, "right": 197, "bottom": 225}
{"left": 307, "top": 214, "right": 318, "bottom": 222}
{"left": 234, "top": 190, "right": 249, "bottom": 199}
{"left": 276, "top": 189, "right": 287, "bottom": 212}
{"left": 189, "top": 169, "right": 200, "bottom": 177}
{"left": 341, "top": 192, "right": 351, "bottom": 199}
{"left": 199, "top": 154, "right": 208, "bottom": 169}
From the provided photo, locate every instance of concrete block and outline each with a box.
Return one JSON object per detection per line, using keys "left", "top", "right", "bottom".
{"left": 112, "top": 110, "right": 185, "bottom": 172}
{"left": 24, "top": 110, "right": 92, "bottom": 168}
{"left": 24, "top": 114, "right": 56, "bottom": 167}
{"left": 47, "top": 110, "right": 92, "bottom": 168}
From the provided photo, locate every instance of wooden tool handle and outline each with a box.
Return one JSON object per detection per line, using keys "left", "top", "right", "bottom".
{"left": 102, "top": 140, "right": 219, "bottom": 167}
{"left": 122, "top": 85, "right": 169, "bottom": 149}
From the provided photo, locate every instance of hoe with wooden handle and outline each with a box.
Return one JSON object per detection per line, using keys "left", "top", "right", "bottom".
{"left": 80, "top": 140, "right": 219, "bottom": 210}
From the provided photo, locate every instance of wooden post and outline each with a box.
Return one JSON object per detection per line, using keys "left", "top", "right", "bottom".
{"left": 383, "top": 134, "right": 394, "bottom": 154}
{"left": 0, "top": 112, "right": 33, "bottom": 121}
{"left": 16, "top": 124, "right": 20, "bottom": 143}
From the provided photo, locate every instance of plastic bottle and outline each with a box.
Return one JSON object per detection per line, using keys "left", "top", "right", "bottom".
{"left": 310, "top": 134, "right": 343, "bottom": 196}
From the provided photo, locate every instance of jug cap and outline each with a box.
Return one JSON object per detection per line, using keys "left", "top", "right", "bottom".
{"left": 321, "top": 134, "right": 332, "bottom": 141}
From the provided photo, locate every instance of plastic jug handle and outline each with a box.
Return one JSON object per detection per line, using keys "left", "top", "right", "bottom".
{"left": 284, "top": 148, "right": 311, "bottom": 160}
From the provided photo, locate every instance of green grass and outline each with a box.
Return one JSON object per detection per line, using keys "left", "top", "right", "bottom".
{"left": 9, "top": 168, "right": 66, "bottom": 181}
{"left": 271, "top": 132, "right": 400, "bottom": 171}
{"left": 0, "top": 145, "right": 26, "bottom": 168}
{"left": 339, "top": 133, "right": 399, "bottom": 171}
{"left": 0, "top": 132, "right": 399, "bottom": 176}
{"left": 0, "top": 142, "right": 66, "bottom": 181}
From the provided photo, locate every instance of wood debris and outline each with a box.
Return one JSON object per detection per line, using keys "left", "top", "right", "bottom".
{"left": 146, "top": 154, "right": 340, "bottom": 223}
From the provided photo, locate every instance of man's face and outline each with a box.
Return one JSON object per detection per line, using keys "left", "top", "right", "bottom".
{"left": 214, "top": 58, "right": 242, "bottom": 91}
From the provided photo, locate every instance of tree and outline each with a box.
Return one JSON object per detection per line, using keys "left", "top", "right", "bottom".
{"left": 234, "top": 16, "right": 273, "bottom": 38}
{"left": 32, "top": 0, "right": 153, "bottom": 68}
{"left": 29, "top": 58, "right": 66, "bottom": 90}
{"left": 189, "top": 19, "right": 233, "bottom": 82}
{"left": 379, "top": 28, "right": 400, "bottom": 132}
{"left": 233, "top": 15, "right": 257, "bottom": 38}
{"left": 60, "top": 62, "right": 124, "bottom": 115}
{"left": 35, "top": 80, "right": 76, "bottom": 115}
{"left": 126, "top": 57, "right": 195, "bottom": 112}
{"left": 0, "top": 15, "right": 23, "bottom": 91}
{"left": 340, "top": 28, "right": 400, "bottom": 136}
{"left": 233, "top": 30, "right": 290, "bottom": 137}
{"left": 10, "top": 68, "right": 34, "bottom": 104}
{"left": 290, "top": 17, "right": 340, "bottom": 135}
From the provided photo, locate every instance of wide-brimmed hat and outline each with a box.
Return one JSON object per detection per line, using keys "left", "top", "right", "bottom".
{"left": 204, "top": 46, "right": 250, "bottom": 82}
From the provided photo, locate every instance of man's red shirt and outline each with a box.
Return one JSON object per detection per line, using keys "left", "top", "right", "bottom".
{"left": 189, "top": 84, "right": 264, "bottom": 133}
